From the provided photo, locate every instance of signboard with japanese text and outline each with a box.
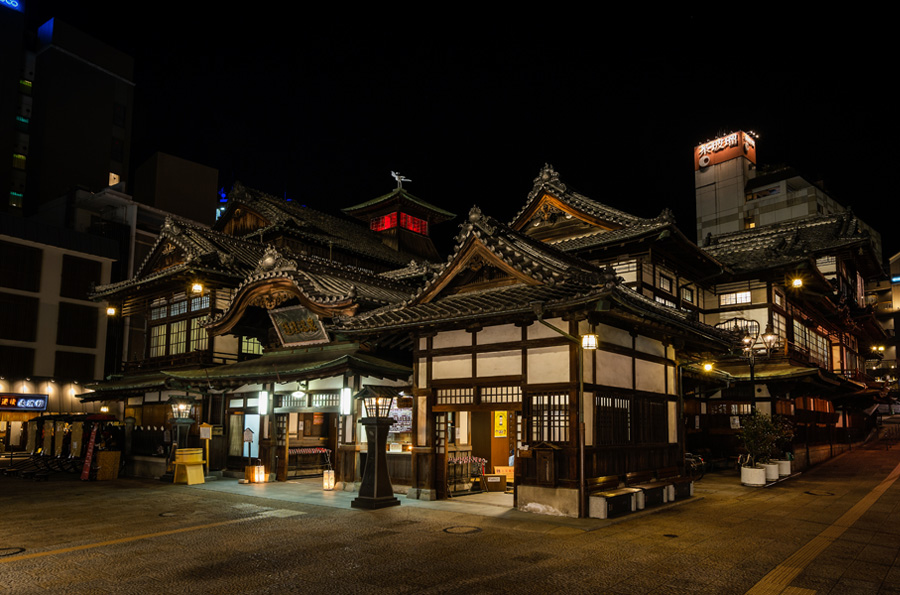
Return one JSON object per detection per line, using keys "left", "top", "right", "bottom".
{"left": 0, "top": 393, "right": 48, "bottom": 412}
{"left": 694, "top": 131, "right": 757, "bottom": 170}
{"left": 269, "top": 305, "right": 329, "bottom": 347}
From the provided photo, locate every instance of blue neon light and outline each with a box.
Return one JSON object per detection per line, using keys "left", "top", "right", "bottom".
{"left": 1, "top": 0, "right": 23, "bottom": 13}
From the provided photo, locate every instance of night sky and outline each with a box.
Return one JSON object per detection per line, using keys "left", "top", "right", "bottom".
{"left": 23, "top": 6, "right": 898, "bottom": 260}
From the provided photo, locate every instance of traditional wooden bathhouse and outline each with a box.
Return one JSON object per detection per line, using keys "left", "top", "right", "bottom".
{"left": 337, "top": 205, "right": 732, "bottom": 517}
{"left": 697, "top": 211, "right": 887, "bottom": 465}
{"left": 88, "top": 182, "right": 450, "bottom": 479}
{"left": 508, "top": 164, "right": 727, "bottom": 319}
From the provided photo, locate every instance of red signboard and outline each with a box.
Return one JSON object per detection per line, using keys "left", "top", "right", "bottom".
{"left": 694, "top": 131, "right": 757, "bottom": 170}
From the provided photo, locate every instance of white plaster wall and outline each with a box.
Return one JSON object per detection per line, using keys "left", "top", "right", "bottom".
{"left": 478, "top": 323, "right": 521, "bottom": 344}
{"left": 433, "top": 354, "right": 472, "bottom": 379}
{"left": 596, "top": 351, "right": 632, "bottom": 389}
{"left": 476, "top": 350, "right": 521, "bottom": 377}
{"left": 667, "top": 364, "right": 676, "bottom": 396}
{"left": 528, "top": 317, "right": 566, "bottom": 340}
{"left": 668, "top": 401, "right": 678, "bottom": 443}
{"left": 309, "top": 376, "right": 344, "bottom": 390}
{"left": 597, "top": 323, "right": 631, "bottom": 349}
{"left": 417, "top": 357, "right": 427, "bottom": 387}
{"left": 433, "top": 329, "right": 471, "bottom": 349}
{"left": 635, "top": 359, "right": 664, "bottom": 393}
{"left": 527, "top": 346, "right": 569, "bottom": 383}
{"left": 635, "top": 336, "right": 664, "bottom": 357}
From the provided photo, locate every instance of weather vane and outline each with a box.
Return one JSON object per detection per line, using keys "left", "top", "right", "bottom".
{"left": 391, "top": 171, "right": 411, "bottom": 189}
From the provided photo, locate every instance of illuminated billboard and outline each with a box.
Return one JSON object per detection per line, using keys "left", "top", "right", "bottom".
{"left": 695, "top": 131, "right": 757, "bottom": 170}
{"left": 0, "top": 393, "right": 48, "bottom": 412}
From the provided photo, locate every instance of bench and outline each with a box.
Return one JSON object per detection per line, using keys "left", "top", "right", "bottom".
{"left": 625, "top": 471, "right": 670, "bottom": 509}
{"left": 657, "top": 467, "right": 693, "bottom": 500}
{"left": 586, "top": 476, "right": 641, "bottom": 519}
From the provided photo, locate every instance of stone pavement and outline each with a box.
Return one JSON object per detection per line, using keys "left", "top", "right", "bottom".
{"left": 2, "top": 438, "right": 900, "bottom": 594}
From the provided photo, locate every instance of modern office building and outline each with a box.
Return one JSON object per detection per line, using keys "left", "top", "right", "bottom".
{"left": 1, "top": 13, "right": 134, "bottom": 216}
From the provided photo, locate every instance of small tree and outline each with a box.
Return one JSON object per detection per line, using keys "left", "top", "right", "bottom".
{"left": 738, "top": 411, "right": 779, "bottom": 467}
{"left": 771, "top": 414, "right": 795, "bottom": 459}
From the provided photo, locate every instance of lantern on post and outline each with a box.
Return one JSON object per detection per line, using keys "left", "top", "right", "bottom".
{"left": 351, "top": 386, "right": 400, "bottom": 509}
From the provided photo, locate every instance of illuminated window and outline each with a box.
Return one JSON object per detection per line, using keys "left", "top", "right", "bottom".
{"left": 109, "top": 172, "right": 120, "bottom": 186}
{"left": 147, "top": 294, "right": 209, "bottom": 357}
{"left": 190, "top": 319, "right": 208, "bottom": 351}
{"left": 720, "top": 291, "right": 751, "bottom": 306}
{"left": 744, "top": 218, "right": 756, "bottom": 230}
{"left": 169, "top": 320, "right": 187, "bottom": 354}
{"left": 659, "top": 274, "right": 672, "bottom": 293}
{"left": 149, "top": 325, "right": 167, "bottom": 357}
{"left": 681, "top": 286, "right": 694, "bottom": 303}
{"left": 241, "top": 336, "right": 263, "bottom": 355}
{"left": 370, "top": 213, "right": 397, "bottom": 231}
{"left": 400, "top": 213, "right": 428, "bottom": 235}
{"left": 18, "top": 80, "right": 32, "bottom": 95}
{"left": 8, "top": 192, "right": 23, "bottom": 209}
{"left": 12, "top": 154, "right": 25, "bottom": 170}
{"left": 655, "top": 296, "right": 676, "bottom": 308}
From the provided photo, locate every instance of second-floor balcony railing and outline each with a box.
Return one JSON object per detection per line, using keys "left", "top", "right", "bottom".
{"left": 123, "top": 349, "right": 240, "bottom": 373}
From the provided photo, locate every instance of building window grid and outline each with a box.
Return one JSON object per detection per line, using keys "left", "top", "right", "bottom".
{"left": 481, "top": 385, "right": 522, "bottom": 404}
{"left": 720, "top": 291, "right": 751, "bottom": 306}
{"left": 655, "top": 296, "right": 676, "bottom": 308}
{"left": 436, "top": 388, "right": 474, "bottom": 405}
{"left": 659, "top": 274, "right": 672, "bottom": 293}
{"left": 241, "top": 336, "right": 263, "bottom": 355}
{"left": 596, "top": 394, "right": 631, "bottom": 446}
{"left": 147, "top": 294, "right": 209, "bottom": 358}
{"left": 530, "top": 393, "right": 569, "bottom": 443}
{"left": 681, "top": 286, "right": 694, "bottom": 304}
{"left": 311, "top": 391, "right": 341, "bottom": 408}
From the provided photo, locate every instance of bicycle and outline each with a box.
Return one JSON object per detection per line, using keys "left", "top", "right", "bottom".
{"left": 684, "top": 452, "right": 706, "bottom": 481}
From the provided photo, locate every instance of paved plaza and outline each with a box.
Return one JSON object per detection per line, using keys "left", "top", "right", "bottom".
{"left": 2, "top": 439, "right": 900, "bottom": 594}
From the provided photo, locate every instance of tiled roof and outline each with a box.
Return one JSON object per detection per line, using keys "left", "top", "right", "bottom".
{"left": 203, "top": 246, "right": 415, "bottom": 328}
{"left": 342, "top": 187, "right": 456, "bottom": 220}
{"left": 510, "top": 164, "right": 644, "bottom": 229}
{"left": 221, "top": 183, "right": 423, "bottom": 267}
{"left": 92, "top": 217, "right": 267, "bottom": 298}
{"left": 337, "top": 205, "right": 734, "bottom": 347}
{"left": 702, "top": 211, "right": 874, "bottom": 274}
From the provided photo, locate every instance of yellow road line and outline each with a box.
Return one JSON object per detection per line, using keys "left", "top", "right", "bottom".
{"left": 745, "top": 459, "right": 900, "bottom": 595}
{"left": 0, "top": 517, "right": 254, "bottom": 564}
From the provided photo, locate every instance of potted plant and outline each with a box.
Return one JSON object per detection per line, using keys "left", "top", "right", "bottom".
{"left": 738, "top": 410, "right": 779, "bottom": 486}
{"left": 770, "top": 415, "right": 795, "bottom": 477}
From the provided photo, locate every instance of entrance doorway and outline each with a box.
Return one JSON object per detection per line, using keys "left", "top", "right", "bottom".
{"left": 441, "top": 410, "right": 520, "bottom": 500}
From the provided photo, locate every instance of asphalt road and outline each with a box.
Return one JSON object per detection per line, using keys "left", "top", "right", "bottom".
{"left": 3, "top": 443, "right": 900, "bottom": 594}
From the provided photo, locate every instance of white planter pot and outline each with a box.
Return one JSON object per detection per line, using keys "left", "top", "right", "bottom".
{"left": 741, "top": 465, "right": 767, "bottom": 487}
{"left": 773, "top": 459, "right": 791, "bottom": 477}
{"left": 761, "top": 463, "right": 779, "bottom": 481}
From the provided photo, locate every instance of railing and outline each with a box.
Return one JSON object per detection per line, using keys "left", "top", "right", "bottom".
{"left": 123, "top": 350, "right": 239, "bottom": 373}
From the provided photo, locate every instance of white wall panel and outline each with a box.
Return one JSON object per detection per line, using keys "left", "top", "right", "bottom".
{"left": 477, "top": 350, "right": 521, "bottom": 377}
{"left": 527, "top": 346, "right": 569, "bottom": 383}
{"left": 596, "top": 351, "right": 632, "bottom": 389}
{"left": 433, "top": 354, "right": 472, "bottom": 379}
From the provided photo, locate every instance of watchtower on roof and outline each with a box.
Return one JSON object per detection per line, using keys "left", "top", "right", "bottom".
{"left": 342, "top": 173, "right": 455, "bottom": 262}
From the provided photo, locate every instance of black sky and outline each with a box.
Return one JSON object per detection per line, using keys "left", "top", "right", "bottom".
{"left": 23, "top": 6, "right": 898, "bottom": 260}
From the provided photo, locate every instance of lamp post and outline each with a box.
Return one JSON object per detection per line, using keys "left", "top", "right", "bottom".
{"left": 351, "top": 387, "right": 400, "bottom": 509}
{"left": 530, "top": 302, "right": 598, "bottom": 518}
{"left": 716, "top": 318, "right": 778, "bottom": 412}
